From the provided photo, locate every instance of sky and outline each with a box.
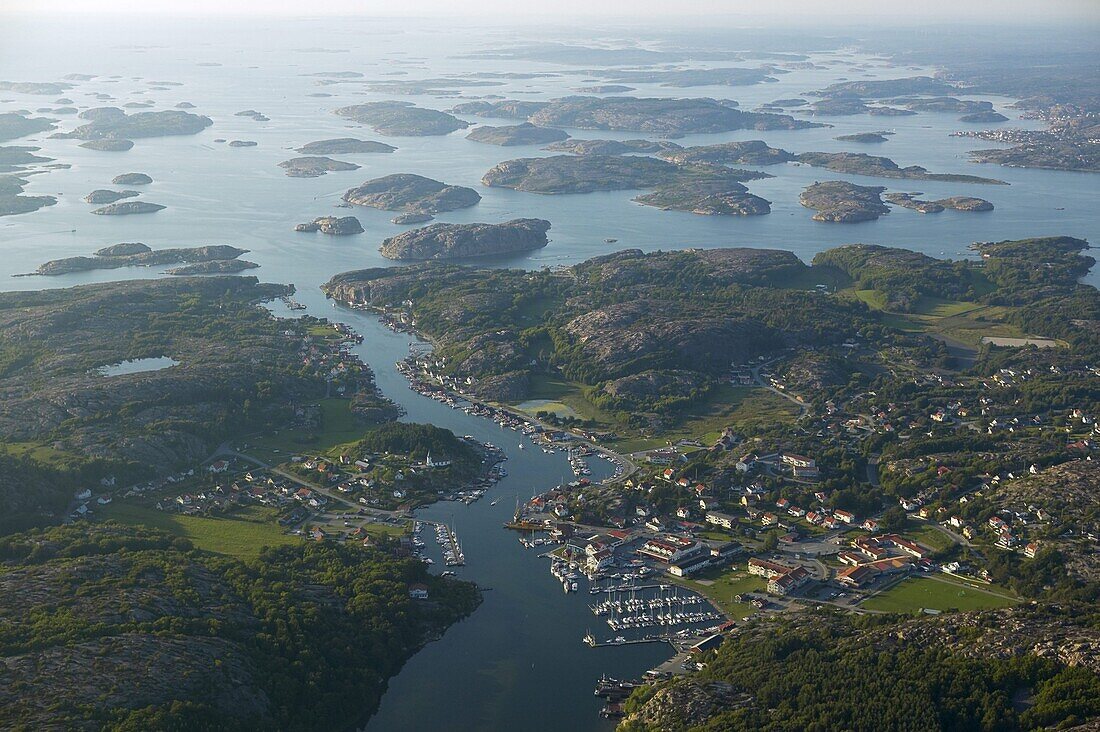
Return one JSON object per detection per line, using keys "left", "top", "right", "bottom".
{"left": 3, "top": 0, "right": 1099, "bottom": 20}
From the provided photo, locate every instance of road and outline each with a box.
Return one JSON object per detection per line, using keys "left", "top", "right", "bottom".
{"left": 751, "top": 359, "right": 808, "bottom": 417}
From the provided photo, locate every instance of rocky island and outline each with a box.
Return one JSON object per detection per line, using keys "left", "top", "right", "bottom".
{"left": 55, "top": 107, "right": 213, "bottom": 141}
{"left": 799, "top": 180, "right": 890, "bottom": 222}
{"left": 634, "top": 182, "right": 771, "bottom": 215}
{"left": 111, "top": 172, "right": 152, "bottom": 185}
{"left": 342, "top": 173, "right": 481, "bottom": 213}
{"left": 465, "top": 122, "right": 569, "bottom": 146}
{"left": 482, "top": 154, "right": 677, "bottom": 193}
{"left": 32, "top": 243, "right": 250, "bottom": 275}
{"left": 885, "top": 192, "right": 995, "bottom": 213}
{"left": 84, "top": 189, "right": 139, "bottom": 205}
{"left": 90, "top": 201, "right": 165, "bottom": 215}
{"left": 836, "top": 131, "right": 892, "bottom": 143}
{"left": 543, "top": 138, "right": 682, "bottom": 155}
{"left": 0, "top": 175, "right": 56, "bottom": 217}
{"left": 277, "top": 156, "right": 360, "bottom": 178}
{"left": 657, "top": 139, "right": 794, "bottom": 166}
{"left": 603, "top": 67, "right": 778, "bottom": 87}
{"left": 392, "top": 212, "right": 434, "bottom": 225}
{"left": 165, "top": 259, "right": 259, "bottom": 275}
{"left": 573, "top": 84, "right": 635, "bottom": 93}
{"left": 295, "top": 138, "right": 397, "bottom": 154}
{"left": 960, "top": 110, "right": 1010, "bottom": 123}
{"left": 482, "top": 154, "right": 772, "bottom": 216}
{"left": 79, "top": 139, "right": 134, "bottom": 151}
{"left": 453, "top": 96, "right": 824, "bottom": 134}
{"left": 334, "top": 101, "right": 470, "bottom": 136}
{"left": 0, "top": 112, "right": 56, "bottom": 142}
{"left": 793, "top": 151, "right": 1007, "bottom": 184}
{"left": 378, "top": 218, "right": 551, "bottom": 260}
{"left": 294, "top": 216, "right": 364, "bottom": 235}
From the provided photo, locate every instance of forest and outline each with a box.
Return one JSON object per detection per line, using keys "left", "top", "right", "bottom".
{"left": 0, "top": 523, "right": 480, "bottom": 731}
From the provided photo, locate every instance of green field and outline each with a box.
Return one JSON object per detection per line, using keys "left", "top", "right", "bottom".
{"left": 846, "top": 289, "right": 1026, "bottom": 347}
{"left": 247, "top": 398, "right": 368, "bottom": 463}
{"left": 861, "top": 575, "right": 1018, "bottom": 613}
{"left": 512, "top": 374, "right": 618, "bottom": 425}
{"left": 673, "top": 566, "right": 767, "bottom": 619}
{"left": 614, "top": 385, "right": 801, "bottom": 453}
{"left": 0, "top": 440, "right": 86, "bottom": 469}
{"left": 906, "top": 524, "right": 955, "bottom": 553}
{"left": 513, "top": 398, "right": 580, "bottom": 419}
{"left": 100, "top": 503, "right": 299, "bottom": 560}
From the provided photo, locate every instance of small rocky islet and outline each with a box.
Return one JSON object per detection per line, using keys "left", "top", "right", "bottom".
{"left": 90, "top": 201, "right": 165, "bottom": 215}
{"left": 111, "top": 172, "right": 152, "bottom": 185}
{"left": 885, "top": 192, "right": 995, "bottom": 213}
{"left": 79, "top": 139, "right": 134, "bottom": 152}
{"left": 84, "top": 189, "right": 140, "bottom": 205}
{"left": 278, "top": 156, "right": 360, "bottom": 178}
{"left": 392, "top": 212, "right": 434, "bottom": 225}
{"left": 294, "top": 216, "right": 364, "bottom": 235}
{"left": 835, "top": 131, "right": 893, "bottom": 143}
{"left": 295, "top": 138, "right": 397, "bottom": 155}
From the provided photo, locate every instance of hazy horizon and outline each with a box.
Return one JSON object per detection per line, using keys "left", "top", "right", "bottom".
{"left": 3, "top": 0, "right": 1099, "bottom": 22}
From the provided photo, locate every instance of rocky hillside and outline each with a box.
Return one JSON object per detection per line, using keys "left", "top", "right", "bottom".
{"left": 620, "top": 606, "right": 1100, "bottom": 732}
{"left": 323, "top": 247, "right": 868, "bottom": 407}
{"left": 0, "top": 277, "right": 390, "bottom": 518}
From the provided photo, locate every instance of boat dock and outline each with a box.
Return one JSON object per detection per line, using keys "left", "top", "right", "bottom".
{"left": 427, "top": 521, "right": 465, "bottom": 566}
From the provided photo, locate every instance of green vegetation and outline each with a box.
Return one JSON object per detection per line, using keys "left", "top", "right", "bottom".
{"left": 612, "top": 386, "right": 800, "bottom": 452}
{"left": 0, "top": 523, "right": 479, "bottom": 730}
{"left": 673, "top": 566, "right": 766, "bottom": 619}
{"left": 620, "top": 608, "right": 1100, "bottom": 732}
{"left": 862, "top": 575, "right": 1018, "bottom": 613}
{"left": 248, "top": 398, "right": 368, "bottom": 463}
{"left": 99, "top": 502, "right": 298, "bottom": 560}
{"left": 325, "top": 247, "right": 866, "bottom": 434}
{"left": 0, "top": 278, "right": 392, "bottom": 524}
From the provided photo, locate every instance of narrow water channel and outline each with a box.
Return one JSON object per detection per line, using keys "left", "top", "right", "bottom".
{"left": 310, "top": 305, "right": 671, "bottom": 731}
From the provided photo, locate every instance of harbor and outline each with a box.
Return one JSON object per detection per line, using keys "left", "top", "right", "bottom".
{"left": 349, "top": 312, "right": 671, "bottom": 731}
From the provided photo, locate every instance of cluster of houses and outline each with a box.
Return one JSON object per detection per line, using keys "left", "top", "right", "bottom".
{"left": 165, "top": 466, "right": 322, "bottom": 519}
{"left": 834, "top": 534, "right": 933, "bottom": 588}
{"left": 637, "top": 535, "right": 743, "bottom": 577}
{"left": 747, "top": 557, "right": 812, "bottom": 596}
